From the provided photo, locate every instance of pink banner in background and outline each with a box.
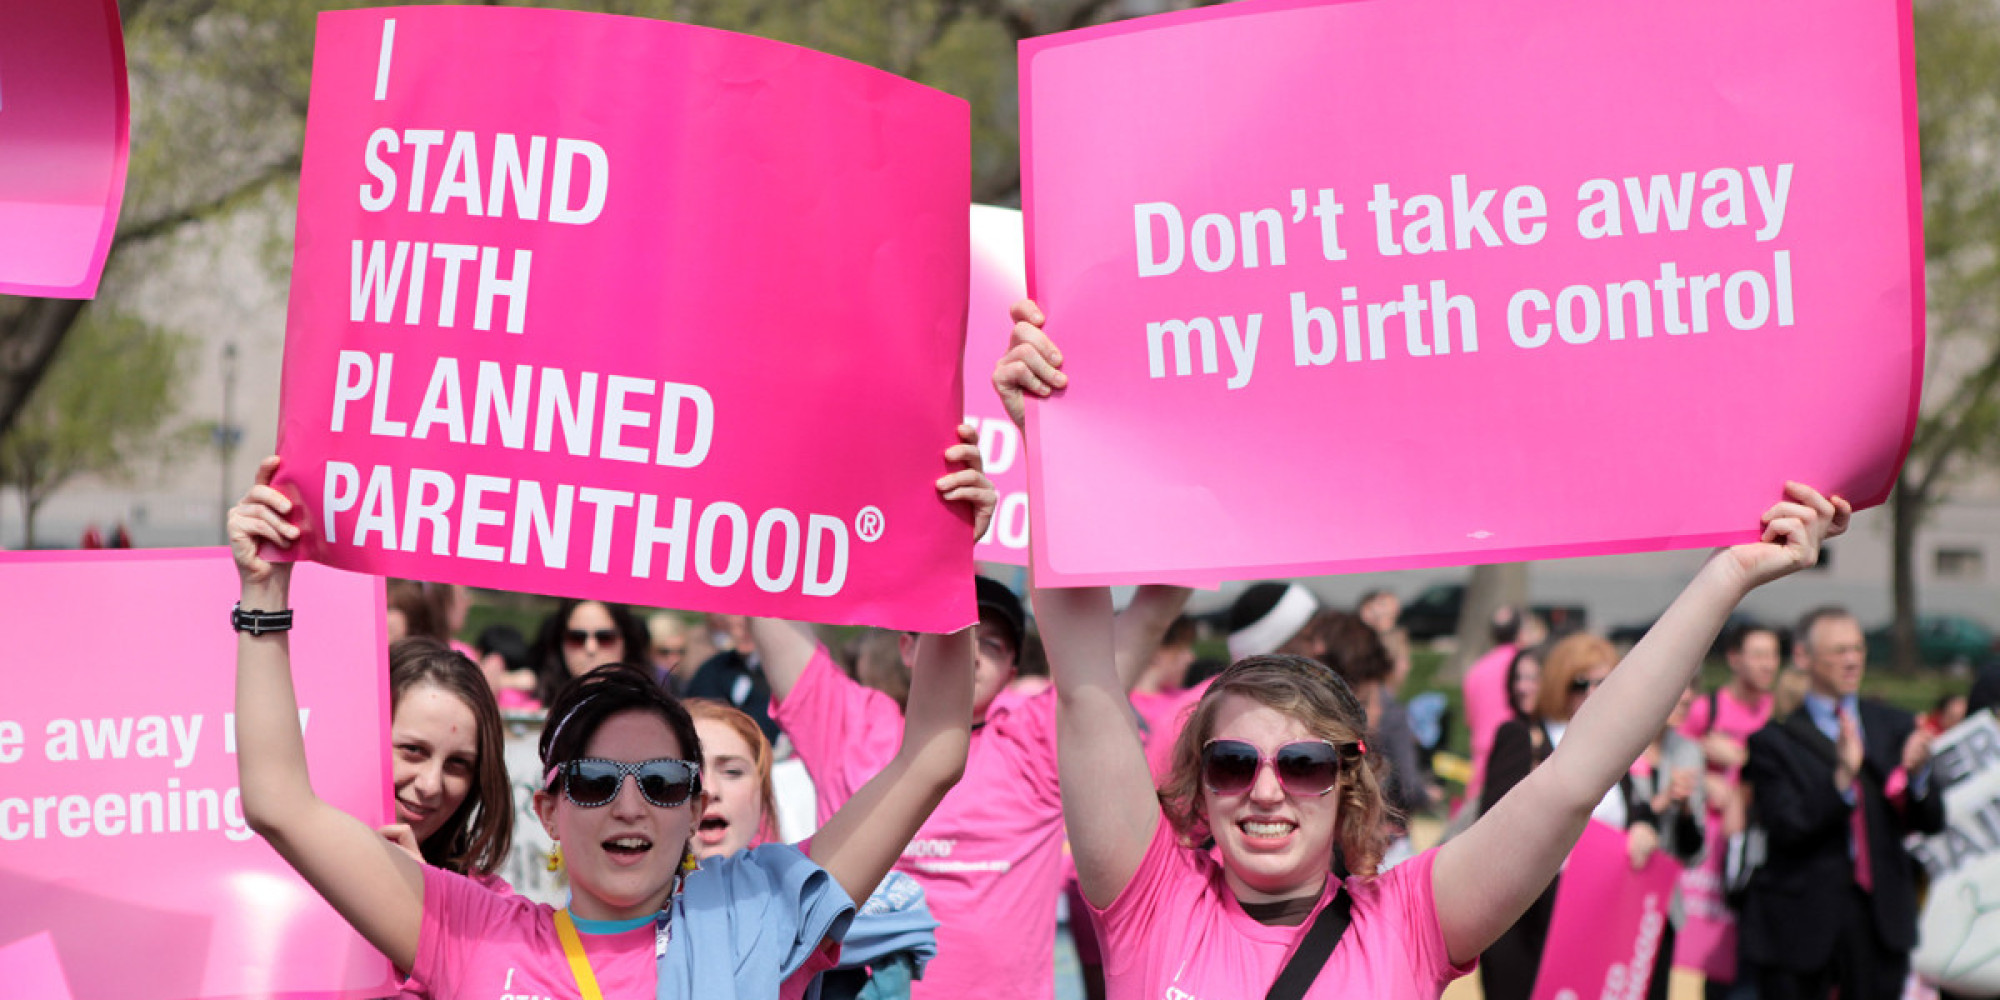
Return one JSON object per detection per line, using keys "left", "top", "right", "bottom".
{"left": 967, "top": 206, "right": 1030, "bottom": 566}
{"left": 0, "top": 934, "right": 73, "bottom": 1000}
{"left": 0, "top": 550, "right": 396, "bottom": 1000}
{"left": 277, "top": 8, "right": 974, "bottom": 632}
{"left": 0, "top": 0, "right": 130, "bottom": 298}
{"left": 1020, "top": 0, "right": 1922, "bottom": 587}
{"left": 1531, "top": 820, "right": 1683, "bottom": 1000}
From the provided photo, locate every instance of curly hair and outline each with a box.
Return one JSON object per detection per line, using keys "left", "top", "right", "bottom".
{"left": 1156, "top": 654, "right": 1394, "bottom": 878}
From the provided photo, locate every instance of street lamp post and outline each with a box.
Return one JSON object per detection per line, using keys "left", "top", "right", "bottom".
{"left": 217, "top": 342, "right": 241, "bottom": 542}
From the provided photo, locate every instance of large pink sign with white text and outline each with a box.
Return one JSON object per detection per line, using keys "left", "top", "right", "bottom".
{"left": 277, "top": 8, "right": 974, "bottom": 631}
{"left": 1020, "top": 0, "right": 1922, "bottom": 586}
{"left": 967, "top": 206, "right": 1030, "bottom": 565}
{"left": 0, "top": 0, "right": 129, "bottom": 298}
{"left": 0, "top": 550, "right": 395, "bottom": 1000}
{"left": 1531, "top": 820, "right": 1683, "bottom": 1000}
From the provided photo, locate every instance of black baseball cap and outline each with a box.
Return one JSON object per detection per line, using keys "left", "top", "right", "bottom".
{"left": 975, "top": 576, "right": 1026, "bottom": 664}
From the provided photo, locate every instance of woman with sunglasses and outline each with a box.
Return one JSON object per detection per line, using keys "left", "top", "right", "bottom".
{"left": 997, "top": 300, "right": 1847, "bottom": 1000}
{"left": 532, "top": 598, "right": 655, "bottom": 705}
{"left": 229, "top": 438, "right": 994, "bottom": 1000}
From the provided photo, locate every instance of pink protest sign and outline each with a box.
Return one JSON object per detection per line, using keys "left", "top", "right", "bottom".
{"left": 1530, "top": 820, "right": 1683, "bottom": 1000}
{"left": 1020, "top": 0, "right": 1922, "bottom": 586}
{"left": 0, "top": 0, "right": 130, "bottom": 298}
{"left": 968, "top": 205, "right": 1030, "bottom": 565}
{"left": 0, "top": 549, "right": 395, "bottom": 1000}
{"left": 277, "top": 8, "right": 973, "bottom": 631}
{"left": 0, "top": 934, "right": 73, "bottom": 1000}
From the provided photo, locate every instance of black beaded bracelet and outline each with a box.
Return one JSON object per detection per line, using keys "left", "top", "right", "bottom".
{"left": 232, "top": 602, "right": 294, "bottom": 636}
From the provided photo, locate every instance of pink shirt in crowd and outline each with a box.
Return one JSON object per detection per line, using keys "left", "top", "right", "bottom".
{"left": 415, "top": 867, "right": 656, "bottom": 1000}
{"left": 1131, "top": 678, "right": 1213, "bottom": 781}
{"left": 1678, "top": 685, "right": 1772, "bottom": 787}
{"left": 771, "top": 646, "right": 1064, "bottom": 1000}
{"left": 1461, "top": 643, "right": 1516, "bottom": 801}
{"left": 1095, "top": 819, "right": 1471, "bottom": 1000}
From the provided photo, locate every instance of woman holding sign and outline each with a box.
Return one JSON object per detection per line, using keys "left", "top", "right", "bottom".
{"left": 996, "top": 300, "right": 1848, "bottom": 1000}
{"left": 229, "top": 436, "right": 994, "bottom": 1000}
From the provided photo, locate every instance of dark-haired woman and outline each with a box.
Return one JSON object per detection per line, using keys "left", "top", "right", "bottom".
{"left": 998, "top": 299, "right": 1847, "bottom": 1000}
{"left": 228, "top": 437, "right": 994, "bottom": 999}
{"left": 379, "top": 637, "right": 513, "bottom": 887}
{"left": 531, "top": 598, "right": 656, "bottom": 706}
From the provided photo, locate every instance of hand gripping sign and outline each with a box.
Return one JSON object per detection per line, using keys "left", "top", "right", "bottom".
{"left": 1019, "top": 0, "right": 1922, "bottom": 586}
{"left": 0, "top": 550, "right": 395, "bottom": 1000}
{"left": 277, "top": 8, "right": 973, "bottom": 631}
{"left": 0, "top": 0, "right": 130, "bottom": 298}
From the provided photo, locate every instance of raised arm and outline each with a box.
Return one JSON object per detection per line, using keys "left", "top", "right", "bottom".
{"left": 999, "top": 299, "right": 1161, "bottom": 907}
{"left": 808, "top": 628, "right": 975, "bottom": 905}
{"left": 1114, "top": 584, "right": 1194, "bottom": 691}
{"left": 805, "top": 431, "right": 994, "bottom": 904}
{"left": 232, "top": 456, "right": 425, "bottom": 971}
{"left": 1432, "top": 484, "right": 1847, "bottom": 964}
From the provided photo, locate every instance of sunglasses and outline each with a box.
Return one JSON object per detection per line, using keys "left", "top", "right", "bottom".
{"left": 548, "top": 758, "right": 701, "bottom": 809}
{"left": 565, "top": 628, "right": 622, "bottom": 648}
{"left": 654, "top": 645, "right": 685, "bottom": 659}
{"left": 1569, "top": 675, "right": 1606, "bottom": 693}
{"left": 1200, "top": 739, "right": 1349, "bottom": 798}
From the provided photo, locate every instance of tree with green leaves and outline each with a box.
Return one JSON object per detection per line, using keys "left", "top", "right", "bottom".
{"left": 1887, "top": 0, "right": 2000, "bottom": 670}
{"left": 0, "top": 307, "right": 195, "bottom": 546}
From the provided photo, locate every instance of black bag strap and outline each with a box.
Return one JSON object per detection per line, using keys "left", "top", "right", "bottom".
{"left": 1265, "top": 886, "right": 1355, "bottom": 1000}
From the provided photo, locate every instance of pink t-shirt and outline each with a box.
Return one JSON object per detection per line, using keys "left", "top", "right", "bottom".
{"left": 1095, "top": 820, "right": 1472, "bottom": 1000}
{"left": 1461, "top": 643, "right": 1516, "bottom": 800}
{"left": 415, "top": 867, "right": 657, "bottom": 1000}
{"left": 1678, "top": 685, "right": 1772, "bottom": 787}
{"left": 1131, "top": 678, "right": 1212, "bottom": 782}
{"left": 771, "top": 647, "right": 1064, "bottom": 1000}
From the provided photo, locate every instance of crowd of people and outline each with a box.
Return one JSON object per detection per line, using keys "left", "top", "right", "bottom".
{"left": 215, "top": 296, "right": 1997, "bottom": 1000}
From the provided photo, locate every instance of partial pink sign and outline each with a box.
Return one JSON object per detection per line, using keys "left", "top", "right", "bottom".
{"left": 1531, "top": 820, "right": 1683, "bottom": 1000}
{"left": 277, "top": 8, "right": 974, "bottom": 631}
{"left": 0, "top": 0, "right": 130, "bottom": 298}
{"left": 968, "top": 206, "right": 1029, "bottom": 565}
{"left": 1020, "top": 0, "right": 1922, "bottom": 586}
{"left": 0, "top": 933, "right": 73, "bottom": 1000}
{"left": 0, "top": 549, "right": 396, "bottom": 1000}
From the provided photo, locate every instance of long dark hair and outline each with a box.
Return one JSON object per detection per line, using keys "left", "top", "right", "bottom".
{"left": 389, "top": 637, "right": 512, "bottom": 876}
{"left": 531, "top": 599, "right": 653, "bottom": 706}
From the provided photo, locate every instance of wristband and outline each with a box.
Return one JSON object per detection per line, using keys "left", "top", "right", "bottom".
{"left": 232, "top": 602, "right": 294, "bottom": 636}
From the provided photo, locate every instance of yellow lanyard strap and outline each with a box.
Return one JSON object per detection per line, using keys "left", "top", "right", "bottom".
{"left": 553, "top": 910, "right": 606, "bottom": 1000}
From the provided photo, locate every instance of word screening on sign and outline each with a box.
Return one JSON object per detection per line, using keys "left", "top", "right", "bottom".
{"left": 352, "top": 129, "right": 610, "bottom": 335}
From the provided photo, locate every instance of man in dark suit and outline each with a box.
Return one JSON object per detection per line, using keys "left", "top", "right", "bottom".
{"left": 1740, "top": 607, "right": 1946, "bottom": 1000}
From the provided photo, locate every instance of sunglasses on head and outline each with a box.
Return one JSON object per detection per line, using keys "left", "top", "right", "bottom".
{"left": 1200, "top": 739, "right": 1352, "bottom": 798}
{"left": 548, "top": 758, "right": 701, "bottom": 809}
{"left": 565, "top": 628, "right": 622, "bottom": 648}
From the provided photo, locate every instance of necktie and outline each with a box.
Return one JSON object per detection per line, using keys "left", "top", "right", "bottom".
{"left": 1840, "top": 706, "right": 1874, "bottom": 892}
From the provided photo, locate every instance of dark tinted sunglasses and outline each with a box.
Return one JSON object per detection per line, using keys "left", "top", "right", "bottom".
{"left": 1200, "top": 739, "right": 1349, "bottom": 798}
{"left": 1569, "top": 675, "right": 1605, "bottom": 693}
{"left": 565, "top": 628, "right": 622, "bottom": 648}
{"left": 549, "top": 758, "right": 701, "bottom": 809}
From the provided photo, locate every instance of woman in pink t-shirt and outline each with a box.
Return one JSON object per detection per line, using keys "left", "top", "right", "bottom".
{"left": 995, "top": 300, "right": 1849, "bottom": 1000}
{"left": 225, "top": 439, "right": 994, "bottom": 1000}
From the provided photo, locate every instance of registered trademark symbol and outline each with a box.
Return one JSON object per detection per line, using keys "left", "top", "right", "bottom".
{"left": 855, "top": 506, "right": 886, "bottom": 542}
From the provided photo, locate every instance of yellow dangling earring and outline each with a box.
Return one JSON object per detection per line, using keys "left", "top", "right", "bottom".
{"left": 680, "top": 846, "right": 700, "bottom": 874}
{"left": 546, "top": 842, "right": 564, "bottom": 873}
